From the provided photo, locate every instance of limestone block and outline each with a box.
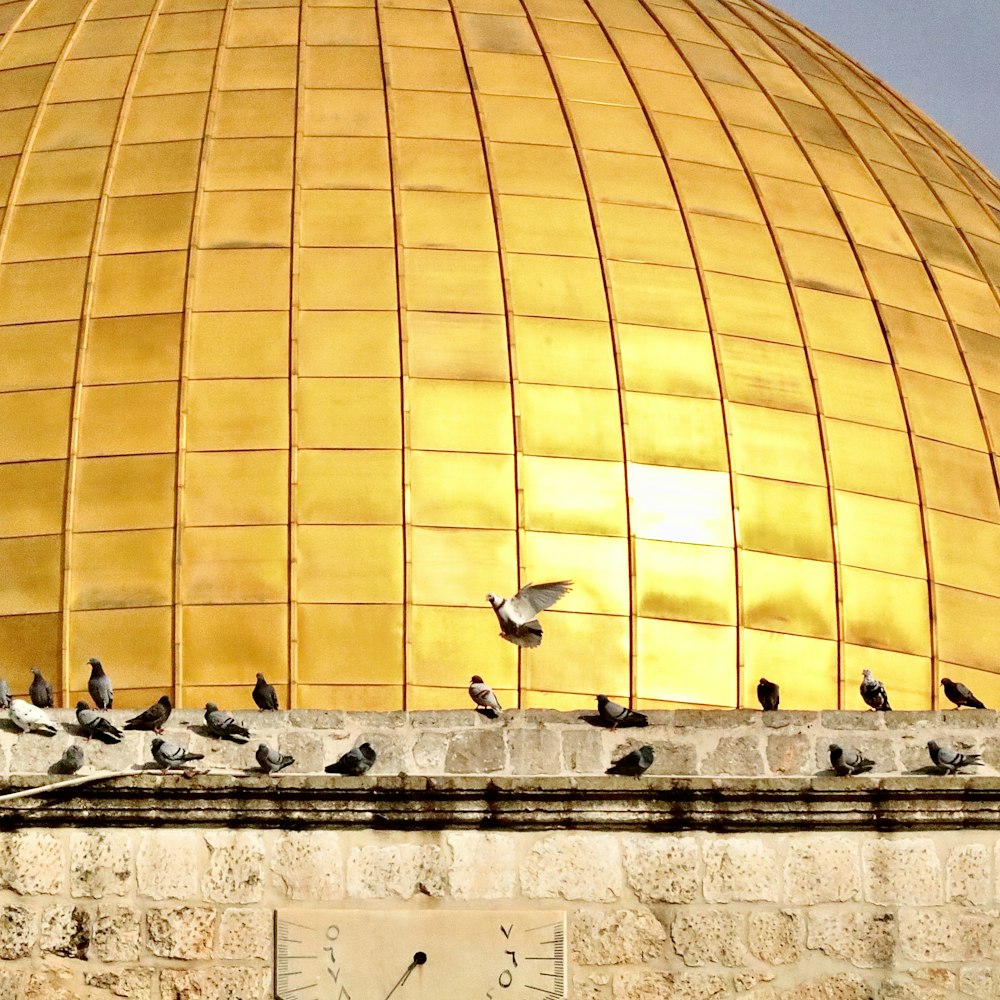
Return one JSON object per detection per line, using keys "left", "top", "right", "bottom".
{"left": 644, "top": 740, "right": 697, "bottom": 776}
{"left": 159, "top": 968, "right": 271, "bottom": 1000}
{"left": 271, "top": 831, "right": 344, "bottom": 900}
{"left": 703, "top": 838, "right": 778, "bottom": 903}
{"left": 445, "top": 729, "right": 506, "bottom": 774}
{"left": 863, "top": 839, "right": 943, "bottom": 905}
{"left": 612, "top": 970, "right": 729, "bottom": 1000}
{"left": 24, "top": 967, "right": 85, "bottom": 1000}
{"left": 288, "top": 710, "right": 347, "bottom": 729}
{"left": 806, "top": 912, "right": 895, "bottom": 968}
{"left": 573, "top": 972, "right": 611, "bottom": 1000}
{"left": 766, "top": 733, "right": 813, "bottom": 775}
{"left": 347, "top": 844, "right": 448, "bottom": 899}
{"left": 412, "top": 732, "right": 449, "bottom": 772}
{"left": 762, "top": 712, "right": 812, "bottom": 729}
{"left": 899, "top": 907, "right": 992, "bottom": 963}
{"left": 821, "top": 712, "right": 881, "bottom": 731}
{"left": 185, "top": 729, "right": 253, "bottom": 771}
{"left": 946, "top": 844, "right": 990, "bottom": 905}
{"left": 734, "top": 972, "right": 775, "bottom": 992}
{"left": 447, "top": 831, "right": 518, "bottom": 899}
{"left": 9, "top": 733, "right": 69, "bottom": 774}
{"left": 84, "top": 969, "right": 155, "bottom": 1000}
{"left": 780, "top": 973, "right": 872, "bottom": 1000}
{"left": 507, "top": 728, "right": 562, "bottom": 775}
{"left": 71, "top": 832, "right": 132, "bottom": 898}
{"left": 748, "top": 910, "right": 803, "bottom": 965}
{"left": 202, "top": 831, "right": 265, "bottom": 903}
{"left": 623, "top": 835, "right": 699, "bottom": 903}
{"left": 136, "top": 831, "right": 201, "bottom": 899}
{"left": 571, "top": 908, "right": 666, "bottom": 965}
{"left": 92, "top": 905, "right": 141, "bottom": 962}
{"left": 909, "top": 968, "right": 958, "bottom": 991}
{"left": 353, "top": 731, "right": 410, "bottom": 775}
{"left": 785, "top": 837, "right": 861, "bottom": 904}
{"left": 958, "top": 966, "right": 997, "bottom": 998}
{"left": 145, "top": 906, "right": 217, "bottom": 960}
{"left": 0, "top": 969, "right": 26, "bottom": 1000}
{"left": 670, "top": 910, "right": 750, "bottom": 967}
{"left": 40, "top": 905, "right": 90, "bottom": 960}
{"left": 77, "top": 734, "right": 143, "bottom": 773}
{"left": 878, "top": 976, "right": 950, "bottom": 1000}
{"left": 521, "top": 835, "right": 621, "bottom": 901}
{"left": 562, "top": 729, "right": 605, "bottom": 774}
{"left": 218, "top": 907, "right": 272, "bottom": 960}
{"left": 277, "top": 730, "right": 325, "bottom": 773}
{"left": 407, "top": 710, "right": 475, "bottom": 728}
{"left": 674, "top": 710, "right": 753, "bottom": 729}
{"left": 0, "top": 830, "right": 67, "bottom": 895}
{"left": 703, "top": 736, "right": 765, "bottom": 776}
{"left": 817, "top": 738, "right": 894, "bottom": 775}
{"left": 0, "top": 904, "right": 37, "bottom": 959}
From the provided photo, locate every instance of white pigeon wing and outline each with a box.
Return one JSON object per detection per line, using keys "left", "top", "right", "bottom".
{"left": 505, "top": 580, "right": 572, "bottom": 625}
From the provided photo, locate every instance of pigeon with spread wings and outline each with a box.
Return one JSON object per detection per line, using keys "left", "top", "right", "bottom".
{"left": 486, "top": 580, "right": 572, "bottom": 648}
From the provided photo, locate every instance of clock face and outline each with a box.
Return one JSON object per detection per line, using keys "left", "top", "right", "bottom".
{"left": 275, "top": 909, "right": 567, "bottom": 1000}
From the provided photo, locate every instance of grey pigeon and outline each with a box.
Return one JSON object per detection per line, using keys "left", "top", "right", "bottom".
{"left": 486, "top": 580, "right": 572, "bottom": 648}
{"left": 928, "top": 740, "right": 983, "bottom": 775}
{"left": 941, "top": 677, "right": 986, "bottom": 709}
{"left": 205, "top": 703, "right": 250, "bottom": 743}
{"left": 860, "top": 669, "right": 891, "bottom": 711}
{"left": 252, "top": 673, "right": 279, "bottom": 711}
{"left": 87, "top": 657, "right": 113, "bottom": 710}
{"left": 606, "top": 745, "right": 654, "bottom": 777}
{"left": 256, "top": 743, "right": 294, "bottom": 774}
{"left": 125, "top": 695, "right": 172, "bottom": 733}
{"left": 829, "top": 743, "right": 875, "bottom": 777}
{"left": 29, "top": 668, "right": 53, "bottom": 708}
{"left": 76, "top": 701, "right": 123, "bottom": 743}
{"left": 596, "top": 695, "right": 647, "bottom": 729}
{"left": 325, "top": 742, "right": 376, "bottom": 776}
{"left": 0, "top": 678, "right": 10, "bottom": 709}
{"left": 469, "top": 675, "right": 502, "bottom": 717}
{"left": 9, "top": 699, "right": 57, "bottom": 735}
{"left": 757, "top": 677, "right": 780, "bottom": 711}
{"left": 151, "top": 737, "right": 204, "bottom": 772}
{"left": 52, "top": 744, "right": 85, "bottom": 775}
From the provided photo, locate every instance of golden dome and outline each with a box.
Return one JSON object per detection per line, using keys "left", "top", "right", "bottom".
{"left": 2, "top": 0, "right": 1000, "bottom": 711}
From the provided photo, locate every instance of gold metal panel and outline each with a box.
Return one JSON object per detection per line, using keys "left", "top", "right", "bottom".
{"left": 934, "top": 266, "right": 1000, "bottom": 335}
{"left": 1, "top": 321, "right": 78, "bottom": 391}
{"left": 957, "top": 325, "right": 1000, "bottom": 395}
{"left": 652, "top": 113, "right": 740, "bottom": 169}
{"left": 410, "top": 525, "right": 515, "bottom": 606}
{"left": 506, "top": 252, "right": 608, "bottom": 320}
{"left": 407, "top": 311, "right": 509, "bottom": 382}
{"left": 199, "top": 189, "right": 292, "bottom": 249}
{"left": 101, "top": 192, "right": 194, "bottom": 254}
{"left": 47, "top": 54, "right": 132, "bottom": 102}
{"left": 297, "top": 377, "right": 401, "bottom": 449}
{"left": 736, "top": 475, "right": 833, "bottom": 561}
{"left": 486, "top": 141, "right": 579, "bottom": 199}
{"left": 636, "top": 537, "right": 735, "bottom": 625}
{"left": 522, "top": 612, "right": 628, "bottom": 697}
{"left": 385, "top": 45, "right": 468, "bottom": 92}
{"left": 530, "top": 18, "right": 614, "bottom": 62}
{"left": 92, "top": 251, "right": 187, "bottom": 316}
{"left": 185, "top": 378, "right": 288, "bottom": 451}
{"left": 520, "top": 383, "right": 622, "bottom": 460}
{"left": 928, "top": 509, "right": 1000, "bottom": 598}
{"left": 796, "top": 287, "right": 888, "bottom": 362}
{"left": 68, "top": 15, "right": 144, "bottom": 58}
{"left": 741, "top": 549, "right": 836, "bottom": 640}
{"left": 392, "top": 90, "right": 480, "bottom": 141}
{"left": 109, "top": 139, "right": 201, "bottom": 195}
{"left": 935, "top": 184, "right": 996, "bottom": 239}
{"left": 191, "top": 248, "right": 290, "bottom": 311}
{"left": 212, "top": 88, "right": 295, "bottom": 138}
{"left": 728, "top": 403, "right": 826, "bottom": 486}
{"left": 703, "top": 273, "right": 799, "bottom": 345}
{"left": 187, "top": 311, "right": 287, "bottom": 378}
{"left": 0, "top": 460, "right": 66, "bottom": 537}
{"left": 298, "top": 449, "right": 399, "bottom": 525}
{"left": 779, "top": 228, "right": 867, "bottom": 297}
{"left": 0, "top": 388, "right": 72, "bottom": 462}
{"left": 498, "top": 194, "right": 595, "bottom": 257}
{"left": 203, "top": 136, "right": 293, "bottom": 190}
{"left": 0, "top": 64, "right": 52, "bottom": 112}
{"left": 148, "top": 9, "right": 223, "bottom": 50}
{"left": 842, "top": 565, "right": 930, "bottom": 656}
{"left": 857, "top": 247, "right": 944, "bottom": 318}
{"left": 915, "top": 437, "right": 999, "bottom": 522}
{"left": 394, "top": 137, "right": 486, "bottom": 192}
{"left": 608, "top": 260, "right": 707, "bottom": 330}
{"left": 830, "top": 420, "right": 919, "bottom": 505}
{"left": 730, "top": 125, "right": 819, "bottom": 185}
{"left": 935, "top": 585, "right": 1000, "bottom": 673}
{"left": 627, "top": 391, "right": 727, "bottom": 471}
{"left": 477, "top": 94, "right": 570, "bottom": 145}
{"left": 307, "top": 5, "right": 378, "bottom": 45}
{"left": 522, "top": 455, "right": 625, "bottom": 536}
{"left": 835, "top": 490, "right": 926, "bottom": 578}
{"left": 629, "top": 463, "right": 733, "bottom": 546}
{"left": 70, "top": 528, "right": 173, "bottom": 609}
{"left": 297, "top": 524, "right": 402, "bottom": 603}
{"left": 0, "top": 535, "right": 62, "bottom": 614}
{"left": 380, "top": 6, "right": 456, "bottom": 48}
{"left": 229, "top": 5, "right": 299, "bottom": 46}
{"left": 881, "top": 305, "right": 965, "bottom": 381}
{"left": 0, "top": 257, "right": 87, "bottom": 324}
{"left": 582, "top": 149, "right": 677, "bottom": 209}
{"left": 298, "top": 685, "right": 402, "bottom": 712}
{"left": 631, "top": 68, "right": 716, "bottom": 120}
{"left": 514, "top": 316, "right": 616, "bottom": 389}
{"left": 398, "top": 190, "right": 496, "bottom": 252}
{"left": 812, "top": 352, "right": 904, "bottom": 429}
{"left": 180, "top": 525, "right": 288, "bottom": 604}
{"left": 596, "top": 203, "right": 693, "bottom": 268}
{"left": 740, "top": 629, "right": 837, "bottom": 710}
{"left": 619, "top": 324, "right": 718, "bottom": 397}
{"left": 806, "top": 143, "right": 884, "bottom": 202}
{"left": 219, "top": 45, "right": 298, "bottom": 90}
{"left": 832, "top": 192, "right": 917, "bottom": 257}
{"left": 411, "top": 450, "right": 514, "bottom": 529}
{"left": 522, "top": 529, "right": 629, "bottom": 615}
{"left": 67, "top": 606, "right": 171, "bottom": 693}
{"left": 182, "top": 603, "right": 288, "bottom": 684}
{"left": 718, "top": 336, "right": 816, "bottom": 413}
{"left": 84, "top": 313, "right": 181, "bottom": 385}
{"left": 185, "top": 450, "right": 287, "bottom": 526}
{"left": 671, "top": 161, "right": 761, "bottom": 223}
{"left": 299, "top": 248, "right": 397, "bottom": 310}
{"left": 295, "top": 311, "right": 396, "bottom": 378}
{"left": 550, "top": 55, "right": 635, "bottom": 106}
{"left": 457, "top": 9, "right": 539, "bottom": 56}
{"left": 298, "top": 604, "right": 403, "bottom": 685}
{"left": 300, "top": 188, "right": 392, "bottom": 248}
{"left": 755, "top": 176, "right": 840, "bottom": 237}
{"left": 466, "top": 52, "right": 551, "bottom": 98}
{"left": 610, "top": 25, "right": 687, "bottom": 74}
{"left": 133, "top": 50, "right": 217, "bottom": 96}
{"left": 841, "top": 644, "right": 931, "bottom": 711}
{"left": 900, "top": 370, "right": 987, "bottom": 450}
{"left": 409, "top": 378, "right": 512, "bottom": 453}
{"left": 568, "top": 101, "right": 658, "bottom": 157}
{"left": 932, "top": 663, "right": 1000, "bottom": 711}
{"left": 74, "top": 454, "right": 176, "bottom": 531}
{"left": 119, "top": 92, "right": 209, "bottom": 145}
{"left": 708, "top": 81, "right": 788, "bottom": 133}
{"left": 636, "top": 618, "right": 737, "bottom": 706}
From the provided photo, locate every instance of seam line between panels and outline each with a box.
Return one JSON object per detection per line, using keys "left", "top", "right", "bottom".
{"left": 0, "top": 0, "right": 42, "bottom": 60}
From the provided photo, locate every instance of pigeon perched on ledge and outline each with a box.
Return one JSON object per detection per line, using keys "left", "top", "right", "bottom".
{"left": 469, "top": 675, "right": 502, "bottom": 717}
{"left": 927, "top": 740, "right": 982, "bottom": 775}
{"left": 252, "top": 673, "right": 279, "bottom": 711}
{"left": 326, "top": 742, "right": 376, "bottom": 776}
{"left": 29, "top": 668, "right": 53, "bottom": 709}
{"left": 76, "top": 701, "right": 123, "bottom": 743}
{"left": 606, "top": 745, "right": 654, "bottom": 777}
{"left": 205, "top": 703, "right": 251, "bottom": 743}
{"left": 487, "top": 580, "right": 572, "bottom": 648}
{"left": 829, "top": 744, "right": 874, "bottom": 777}
{"left": 757, "top": 677, "right": 780, "bottom": 711}
{"left": 256, "top": 743, "right": 294, "bottom": 775}
{"left": 151, "top": 738, "right": 204, "bottom": 773}
{"left": 860, "top": 669, "right": 891, "bottom": 711}
{"left": 125, "top": 696, "right": 172, "bottom": 733}
{"left": 87, "top": 658, "right": 113, "bottom": 710}
{"left": 52, "top": 744, "right": 85, "bottom": 775}
{"left": 940, "top": 677, "right": 986, "bottom": 709}
{"left": 9, "top": 699, "right": 57, "bottom": 735}
{"left": 596, "top": 695, "right": 647, "bottom": 729}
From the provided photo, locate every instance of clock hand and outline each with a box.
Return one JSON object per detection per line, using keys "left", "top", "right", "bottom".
{"left": 383, "top": 952, "right": 427, "bottom": 1000}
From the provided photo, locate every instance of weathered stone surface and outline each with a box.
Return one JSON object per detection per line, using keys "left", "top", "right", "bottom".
{"left": 574, "top": 972, "right": 611, "bottom": 1000}
{"left": 271, "top": 832, "right": 344, "bottom": 900}
{"left": 218, "top": 907, "right": 272, "bottom": 960}
{"left": 675, "top": 710, "right": 754, "bottom": 729}
{"left": 703, "top": 736, "right": 765, "bottom": 776}
{"left": 767, "top": 733, "right": 813, "bottom": 775}
{"left": 136, "top": 831, "right": 201, "bottom": 899}
{"left": 734, "top": 971, "right": 775, "bottom": 992}
{"left": 785, "top": 837, "right": 861, "bottom": 904}
{"left": 703, "top": 838, "right": 778, "bottom": 903}
{"left": 347, "top": 844, "right": 448, "bottom": 898}
{"left": 806, "top": 912, "right": 895, "bottom": 968}
{"left": 623, "top": 836, "right": 699, "bottom": 903}
{"left": 507, "top": 728, "right": 562, "bottom": 775}
{"left": 958, "top": 966, "right": 997, "bottom": 999}
{"left": 277, "top": 730, "right": 325, "bottom": 773}
{"left": 355, "top": 731, "right": 409, "bottom": 775}
{"left": 749, "top": 910, "right": 803, "bottom": 965}
{"left": 288, "top": 710, "right": 347, "bottom": 730}
{"left": 562, "top": 729, "right": 605, "bottom": 773}
{"left": 613, "top": 970, "right": 729, "bottom": 1000}
{"left": 821, "top": 712, "right": 882, "bottom": 730}
{"left": 407, "top": 710, "right": 475, "bottom": 728}
{"left": 946, "top": 844, "right": 990, "bottom": 905}
{"left": 146, "top": 906, "right": 216, "bottom": 959}
{"left": 24, "top": 966, "right": 82, "bottom": 1000}
{"left": 202, "top": 831, "right": 265, "bottom": 903}
{"left": 781, "top": 973, "right": 873, "bottom": 1000}
{"left": 448, "top": 831, "right": 517, "bottom": 899}
{"left": 0, "top": 904, "right": 37, "bottom": 959}
{"left": 71, "top": 831, "right": 132, "bottom": 898}
{"left": 572, "top": 908, "right": 666, "bottom": 965}
{"left": 899, "top": 907, "right": 992, "bottom": 962}
{"left": 0, "top": 831, "right": 66, "bottom": 894}
{"left": 670, "top": 910, "right": 750, "bottom": 967}
{"left": 84, "top": 969, "right": 155, "bottom": 1000}
{"left": 9, "top": 735, "right": 70, "bottom": 774}
{"left": 412, "top": 732, "right": 449, "bottom": 772}
{"left": 92, "top": 905, "right": 141, "bottom": 962}
{"left": 0, "top": 968, "right": 26, "bottom": 1000}
{"left": 445, "top": 730, "right": 505, "bottom": 773}
{"left": 878, "top": 976, "right": 950, "bottom": 1000}
{"left": 522, "top": 834, "right": 621, "bottom": 901}
{"left": 646, "top": 740, "right": 698, "bottom": 776}
{"left": 863, "top": 839, "right": 943, "bottom": 905}
{"left": 40, "top": 905, "right": 90, "bottom": 960}
{"left": 159, "top": 968, "right": 270, "bottom": 1000}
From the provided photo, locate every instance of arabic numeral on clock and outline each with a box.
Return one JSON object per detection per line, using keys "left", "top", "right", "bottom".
{"left": 323, "top": 924, "right": 345, "bottom": 987}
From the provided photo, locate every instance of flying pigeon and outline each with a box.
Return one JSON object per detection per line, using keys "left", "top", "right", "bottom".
{"left": 757, "top": 677, "right": 780, "bottom": 711}
{"left": 205, "top": 703, "right": 250, "bottom": 743}
{"left": 596, "top": 695, "right": 648, "bottom": 729}
{"left": 87, "top": 658, "right": 113, "bottom": 710}
{"left": 469, "top": 675, "right": 502, "bottom": 717}
{"left": 860, "top": 669, "right": 891, "bottom": 711}
{"left": 0, "top": 678, "right": 10, "bottom": 709}
{"left": 927, "top": 740, "right": 983, "bottom": 775}
{"left": 151, "top": 738, "right": 204, "bottom": 772}
{"left": 76, "top": 701, "right": 123, "bottom": 743}
{"left": 252, "top": 673, "right": 279, "bottom": 711}
{"left": 29, "top": 668, "right": 53, "bottom": 709}
{"left": 9, "top": 699, "right": 57, "bottom": 736}
{"left": 256, "top": 743, "right": 294, "bottom": 775}
{"left": 606, "top": 745, "right": 654, "bottom": 777}
{"left": 486, "top": 580, "right": 572, "bottom": 648}
{"left": 940, "top": 677, "right": 986, "bottom": 709}
{"left": 52, "top": 744, "right": 85, "bottom": 775}
{"left": 829, "top": 743, "right": 875, "bottom": 777}
{"left": 325, "top": 742, "right": 377, "bottom": 776}
{"left": 124, "top": 695, "right": 172, "bottom": 733}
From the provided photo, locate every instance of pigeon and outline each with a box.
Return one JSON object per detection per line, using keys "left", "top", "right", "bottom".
{"left": 151, "top": 738, "right": 204, "bottom": 772}
{"left": 469, "top": 675, "right": 502, "bottom": 717}
{"left": 87, "top": 657, "right": 113, "bottom": 710}
{"left": 860, "top": 669, "right": 891, "bottom": 711}
{"left": 9, "top": 699, "right": 57, "bottom": 735}
{"left": 252, "top": 673, "right": 279, "bottom": 711}
{"left": 486, "top": 580, "right": 572, "bottom": 648}
{"left": 757, "top": 677, "right": 780, "bottom": 711}
{"left": 606, "top": 745, "right": 654, "bottom": 777}
{"left": 940, "top": 677, "right": 986, "bottom": 709}
{"left": 829, "top": 743, "right": 875, "bottom": 777}
{"left": 0, "top": 678, "right": 10, "bottom": 709}
{"left": 76, "top": 701, "right": 123, "bottom": 743}
{"left": 256, "top": 743, "right": 294, "bottom": 774}
{"left": 596, "top": 695, "right": 648, "bottom": 729}
{"left": 29, "top": 668, "right": 53, "bottom": 708}
{"left": 205, "top": 703, "right": 251, "bottom": 743}
{"left": 52, "top": 744, "right": 85, "bottom": 775}
{"left": 325, "top": 742, "right": 377, "bottom": 776}
{"left": 124, "top": 695, "right": 172, "bottom": 733}
{"left": 927, "top": 740, "right": 983, "bottom": 775}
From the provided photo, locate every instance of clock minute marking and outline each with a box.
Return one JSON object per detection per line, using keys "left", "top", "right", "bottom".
{"left": 382, "top": 951, "right": 428, "bottom": 1000}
